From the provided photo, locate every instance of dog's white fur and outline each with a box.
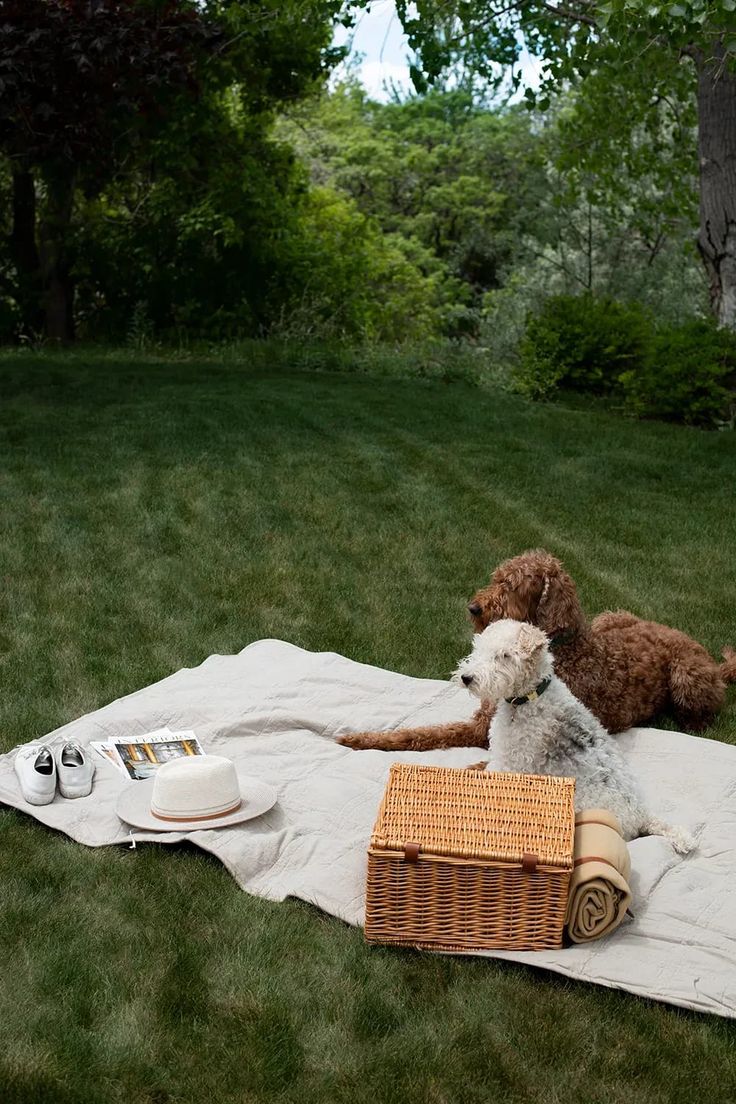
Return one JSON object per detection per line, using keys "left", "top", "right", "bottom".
{"left": 454, "top": 619, "right": 695, "bottom": 853}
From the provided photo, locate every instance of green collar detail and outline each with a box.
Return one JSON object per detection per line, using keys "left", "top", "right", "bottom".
{"left": 505, "top": 675, "right": 552, "bottom": 707}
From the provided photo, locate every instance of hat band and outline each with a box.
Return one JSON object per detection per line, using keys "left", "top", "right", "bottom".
{"left": 151, "top": 798, "right": 242, "bottom": 823}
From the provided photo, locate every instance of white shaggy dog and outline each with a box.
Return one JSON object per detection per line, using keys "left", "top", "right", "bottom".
{"left": 454, "top": 619, "right": 695, "bottom": 853}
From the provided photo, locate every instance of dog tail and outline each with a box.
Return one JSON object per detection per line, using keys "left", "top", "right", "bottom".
{"left": 640, "top": 817, "right": 697, "bottom": 856}
{"left": 721, "top": 647, "right": 736, "bottom": 684}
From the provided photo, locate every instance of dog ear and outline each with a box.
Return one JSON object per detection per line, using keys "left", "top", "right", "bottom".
{"left": 503, "top": 569, "right": 545, "bottom": 622}
{"left": 517, "top": 623, "right": 547, "bottom": 658}
{"left": 535, "top": 566, "right": 584, "bottom": 637}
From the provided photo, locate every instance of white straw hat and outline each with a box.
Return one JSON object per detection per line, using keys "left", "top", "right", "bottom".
{"left": 115, "top": 754, "right": 277, "bottom": 831}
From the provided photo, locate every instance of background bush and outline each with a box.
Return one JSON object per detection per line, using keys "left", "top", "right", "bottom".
{"left": 514, "top": 294, "right": 650, "bottom": 398}
{"left": 620, "top": 319, "right": 736, "bottom": 427}
{"left": 512, "top": 295, "right": 736, "bottom": 427}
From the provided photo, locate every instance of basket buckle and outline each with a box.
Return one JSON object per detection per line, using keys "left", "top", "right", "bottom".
{"left": 403, "top": 842, "right": 421, "bottom": 863}
{"left": 521, "top": 852, "right": 539, "bottom": 874}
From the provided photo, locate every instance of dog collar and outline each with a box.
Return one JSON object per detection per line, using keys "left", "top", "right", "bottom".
{"left": 549, "top": 630, "right": 577, "bottom": 649}
{"left": 505, "top": 675, "right": 552, "bottom": 706}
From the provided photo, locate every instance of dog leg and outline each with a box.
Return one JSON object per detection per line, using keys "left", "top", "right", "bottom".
{"left": 668, "top": 647, "right": 726, "bottom": 731}
{"left": 338, "top": 706, "right": 493, "bottom": 751}
{"left": 639, "top": 816, "right": 697, "bottom": 855}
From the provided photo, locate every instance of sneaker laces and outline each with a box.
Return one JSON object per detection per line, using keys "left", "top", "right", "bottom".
{"left": 11, "top": 736, "right": 77, "bottom": 757}
{"left": 35, "top": 749, "right": 54, "bottom": 774}
{"left": 60, "top": 742, "right": 85, "bottom": 767}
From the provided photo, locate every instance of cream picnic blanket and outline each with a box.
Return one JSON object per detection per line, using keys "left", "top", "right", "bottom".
{"left": 0, "top": 639, "right": 734, "bottom": 1018}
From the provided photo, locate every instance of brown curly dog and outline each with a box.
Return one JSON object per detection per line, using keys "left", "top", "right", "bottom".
{"left": 339, "top": 549, "right": 736, "bottom": 751}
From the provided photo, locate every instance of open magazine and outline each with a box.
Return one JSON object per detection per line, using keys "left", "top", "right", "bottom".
{"left": 91, "top": 727, "right": 204, "bottom": 780}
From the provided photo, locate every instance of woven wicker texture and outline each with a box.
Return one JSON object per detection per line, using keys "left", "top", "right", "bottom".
{"left": 366, "top": 764, "right": 575, "bottom": 952}
{"left": 371, "top": 764, "right": 575, "bottom": 866}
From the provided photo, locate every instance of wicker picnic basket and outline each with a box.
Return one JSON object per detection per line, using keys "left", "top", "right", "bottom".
{"left": 365, "top": 764, "right": 575, "bottom": 952}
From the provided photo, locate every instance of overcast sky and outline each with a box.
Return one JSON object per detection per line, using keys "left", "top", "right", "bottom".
{"left": 332, "top": 1, "right": 544, "bottom": 101}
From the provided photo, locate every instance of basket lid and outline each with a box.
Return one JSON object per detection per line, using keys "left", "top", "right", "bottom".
{"left": 370, "top": 764, "right": 574, "bottom": 869}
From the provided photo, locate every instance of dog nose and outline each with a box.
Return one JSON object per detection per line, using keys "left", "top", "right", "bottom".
{"left": 461, "top": 674, "right": 473, "bottom": 686}
{"left": 467, "top": 603, "right": 482, "bottom": 617}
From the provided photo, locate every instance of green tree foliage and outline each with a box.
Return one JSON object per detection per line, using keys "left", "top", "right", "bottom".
{"left": 0, "top": 1, "right": 720, "bottom": 360}
{"left": 390, "top": 0, "right": 736, "bottom": 327}
{"left": 72, "top": 106, "right": 305, "bottom": 340}
{"left": 0, "top": 1, "right": 447, "bottom": 344}
{"left": 282, "top": 82, "right": 547, "bottom": 334}
{"left": 478, "top": 87, "right": 706, "bottom": 370}
{"left": 266, "top": 186, "right": 441, "bottom": 341}
{"left": 284, "top": 79, "right": 705, "bottom": 352}
{"left": 0, "top": 0, "right": 221, "bottom": 341}
{"left": 0, "top": 0, "right": 345, "bottom": 342}
{"left": 69, "top": 97, "right": 440, "bottom": 343}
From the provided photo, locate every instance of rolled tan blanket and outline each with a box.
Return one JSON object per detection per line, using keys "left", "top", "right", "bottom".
{"left": 565, "top": 808, "right": 632, "bottom": 944}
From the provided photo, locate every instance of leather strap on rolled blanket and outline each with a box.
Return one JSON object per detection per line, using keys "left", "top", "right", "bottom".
{"left": 565, "top": 809, "right": 632, "bottom": 944}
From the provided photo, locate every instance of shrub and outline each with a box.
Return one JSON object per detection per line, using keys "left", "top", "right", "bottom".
{"left": 513, "top": 293, "right": 736, "bottom": 427}
{"left": 265, "top": 188, "right": 442, "bottom": 343}
{"left": 514, "top": 293, "right": 650, "bottom": 398}
{"left": 440, "top": 303, "right": 482, "bottom": 341}
{"left": 620, "top": 319, "right": 736, "bottom": 428}
{"left": 0, "top": 295, "right": 21, "bottom": 343}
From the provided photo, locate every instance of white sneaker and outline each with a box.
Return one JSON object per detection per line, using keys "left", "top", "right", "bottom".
{"left": 14, "top": 744, "right": 57, "bottom": 805}
{"left": 55, "top": 742, "right": 94, "bottom": 798}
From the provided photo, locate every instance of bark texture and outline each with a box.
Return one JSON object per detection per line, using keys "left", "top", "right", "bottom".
{"left": 9, "top": 169, "right": 44, "bottom": 337}
{"left": 696, "top": 43, "right": 736, "bottom": 329}
{"left": 8, "top": 167, "right": 76, "bottom": 342}
{"left": 38, "top": 169, "right": 76, "bottom": 343}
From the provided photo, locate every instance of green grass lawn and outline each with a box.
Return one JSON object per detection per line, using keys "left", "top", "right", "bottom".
{"left": 1, "top": 351, "right": 735, "bottom": 1104}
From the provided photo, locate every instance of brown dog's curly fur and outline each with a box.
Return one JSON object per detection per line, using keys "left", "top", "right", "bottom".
{"left": 339, "top": 550, "right": 736, "bottom": 751}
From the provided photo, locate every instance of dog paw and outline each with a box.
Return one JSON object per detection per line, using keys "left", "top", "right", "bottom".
{"left": 671, "top": 828, "right": 697, "bottom": 855}
{"left": 337, "top": 734, "right": 365, "bottom": 750}
{"left": 337, "top": 733, "right": 380, "bottom": 750}
{"left": 465, "top": 760, "right": 489, "bottom": 772}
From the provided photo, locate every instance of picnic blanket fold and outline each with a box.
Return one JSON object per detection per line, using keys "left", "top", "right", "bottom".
{"left": 566, "top": 808, "right": 632, "bottom": 944}
{"left": 0, "top": 638, "right": 734, "bottom": 1018}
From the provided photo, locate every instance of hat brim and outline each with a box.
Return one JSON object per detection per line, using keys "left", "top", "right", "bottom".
{"left": 115, "top": 767, "right": 277, "bottom": 832}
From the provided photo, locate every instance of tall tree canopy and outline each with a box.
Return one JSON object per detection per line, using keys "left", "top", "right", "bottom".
{"left": 393, "top": 0, "right": 736, "bottom": 327}
{"left": 283, "top": 84, "right": 547, "bottom": 333}
{"left": 0, "top": 0, "right": 218, "bottom": 340}
{"left": 0, "top": 0, "right": 342, "bottom": 341}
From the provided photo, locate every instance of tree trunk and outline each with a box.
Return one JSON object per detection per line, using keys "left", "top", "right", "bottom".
{"left": 696, "top": 44, "right": 736, "bottom": 329}
{"left": 38, "top": 168, "right": 76, "bottom": 343}
{"left": 8, "top": 166, "right": 76, "bottom": 342}
{"left": 9, "top": 168, "right": 45, "bottom": 338}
